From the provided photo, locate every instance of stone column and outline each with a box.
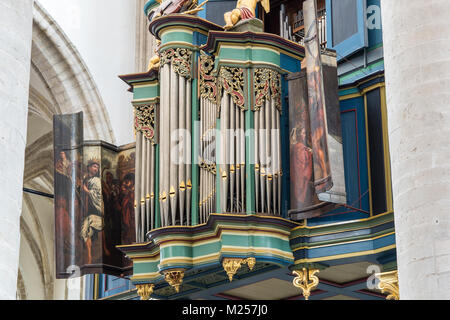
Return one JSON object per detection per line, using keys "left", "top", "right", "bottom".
{"left": 381, "top": 0, "right": 450, "bottom": 299}
{"left": 0, "top": 0, "right": 34, "bottom": 299}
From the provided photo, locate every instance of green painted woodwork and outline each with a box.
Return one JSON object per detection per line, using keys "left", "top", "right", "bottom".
{"left": 160, "top": 29, "right": 194, "bottom": 47}
{"left": 133, "top": 83, "right": 159, "bottom": 101}
{"left": 218, "top": 46, "right": 280, "bottom": 67}
{"left": 245, "top": 68, "right": 256, "bottom": 213}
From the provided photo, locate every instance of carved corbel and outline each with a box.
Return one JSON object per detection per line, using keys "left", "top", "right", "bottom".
{"left": 292, "top": 268, "right": 320, "bottom": 300}
{"left": 136, "top": 283, "right": 155, "bottom": 300}
{"left": 222, "top": 257, "right": 256, "bottom": 282}
{"left": 375, "top": 270, "right": 399, "bottom": 300}
{"left": 163, "top": 269, "right": 186, "bottom": 293}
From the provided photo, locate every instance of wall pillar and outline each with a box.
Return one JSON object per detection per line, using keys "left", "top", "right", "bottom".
{"left": 0, "top": 0, "right": 34, "bottom": 299}
{"left": 381, "top": 0, "right": 450, "bottom": 299}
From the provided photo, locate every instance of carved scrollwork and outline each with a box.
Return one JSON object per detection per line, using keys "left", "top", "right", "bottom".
{"left": 375, "top": 270, "right": 400, "bottom": 300}
{"left": 199, "top": 159, "right": 217, "bottom": 175}
{"left": 199, "top": 53, "right": 217, "bottom": 103}
{"left": 136, "top": 283, "right": 155, "bottom": 300}
{"left": 222, "top": 257, "right": 256, "bottom": 282}
{"left": 292, "top": 268, "right": 320, "bottom": 300}
{"left": 164, "top": 269, "right": 185, "bottom": 293}
{"left": 134, "top": 104, "right": 156, "bottom": 143}
{"left": 218, "top": 66, "right": 246, "bottom": 110}
{"left": 253, "top": 68, "right": 282, "bottom": 113}
{"left": 160, "top": 48, "right": 193, "bottom": 79}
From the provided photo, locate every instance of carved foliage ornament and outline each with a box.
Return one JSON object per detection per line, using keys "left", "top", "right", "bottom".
{"left": 136, "top": 283, "right": 155, "bottom": 300}
{"left": 164, "top": 269, "right": 185, "bottom": 293}
{"left": 218, "top": 66, "right": 246, "bottom": 110}
{"left": 134, "top": 104, "right": 156, "bottom": 143}
{"left": 222, "top": 257, "right": 256, "bottom": 282}
{"left": 160, "top": 48, "right": 193, "bottom": 79}
{"left": 292, "top": 268, "right": 320, "bottom": 300}
{"left": 254, "top": 68, "right": 282, "bottom": 112}
{"left": 199, "top": 53, "right": 217, "bottom": 103}
{"left": 199, "top": 159, "right": 217, "bottom": 175}
{"left": 375, "top": 270, "right": 399, "bottom": 300}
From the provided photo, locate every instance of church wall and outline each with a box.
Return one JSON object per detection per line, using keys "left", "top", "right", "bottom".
{"left": 39, "top": 0, "right": 138, "bottom": 146}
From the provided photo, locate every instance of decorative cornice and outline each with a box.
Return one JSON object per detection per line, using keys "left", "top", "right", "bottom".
{"left": 149, "top": 14, "right": 223, "bottom": 40}
{"left": 201, "top": 31, "right": 306, "bottom": 60}
{"left": 119, "top": 69, "right": 159, "bottom": 93}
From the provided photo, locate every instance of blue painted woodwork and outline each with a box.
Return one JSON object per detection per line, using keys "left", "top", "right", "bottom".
{"left": 326, "top": 0, "right": 368, "bottom": 60}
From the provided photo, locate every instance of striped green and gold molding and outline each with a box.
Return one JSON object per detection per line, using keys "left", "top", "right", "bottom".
{"left": 117, "top": 211, "right": 395, "bottom": 299}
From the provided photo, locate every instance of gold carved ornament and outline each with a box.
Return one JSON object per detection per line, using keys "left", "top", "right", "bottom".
{"left": 199, "top": 159, "right": 217, "bottom": 175}
{"left": 164, "top": 269, "right": 185, "bottom": 293}
{"left": 218, "top": 66, "right": 246, "bottom": 111}
{"left": 136, "top": 283, "right": 155, "bottom": 300}
{"left": 160, "top": 48, "right": 193, "bottom": 79}
{"left": 375, "top": 270, "right": 399, "bottom": 300}
{"left": 253, "top": 68, "right": 282, "bottom": 112}
{"left": 134, "top": 104, "right": 156, "bottom": 143}
{"left": 292, "top": 268, "right": 320, "bottom": 300}
{"left": 199, "top": 53, "right": 217, "bottom": 104}
{"left": 222, "top": 257, "right": 256, "bottom": 282}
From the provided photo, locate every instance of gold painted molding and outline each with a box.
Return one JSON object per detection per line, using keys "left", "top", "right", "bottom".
{"left": 375, "top": 270, "right": 399, "bottom": 300}
{"left": 136, "top": 283, "right": 155, "bottom": 300}
{"left": 164, "top": 269, "right": 185, "bottom": 293}
{"left": 292, "top": 268, "right": 320, "bottom": 300}
{"left": 223, "top": 257, "right": 256, "bottom": 282}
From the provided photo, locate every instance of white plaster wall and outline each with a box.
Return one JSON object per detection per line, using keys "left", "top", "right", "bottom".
{"left": 381, "top": 0, "right": 450, "bottom": 299}
{"left": 38, "top": 0, "right": 137, "bottom": 146}
{"left": 0, "top": 0, "right": 34, "bottom": 300}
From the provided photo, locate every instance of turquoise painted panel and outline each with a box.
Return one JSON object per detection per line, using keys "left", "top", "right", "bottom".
{"left": 219, "top": 47, "right": 280, "bottom": 65}
{"left": 161, "top": 30, "right": 193, "bottom": 45}
{"left": 133, "top": 85, "right": 159, "bottom": 100}
{"left": 134, "top": 261, "right": 159, "bottom": 274}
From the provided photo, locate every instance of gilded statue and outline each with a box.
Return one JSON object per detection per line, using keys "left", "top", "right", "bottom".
{"left": 224, "top": 0, "right": 270, "bottom": 30}
{"left": 146, "top": 0, "right": 208, "bottom": 71}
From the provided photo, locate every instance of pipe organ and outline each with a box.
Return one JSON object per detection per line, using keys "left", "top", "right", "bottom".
{"left": 120, "top": 13, "right": 345, "bottom": 244}
{"left": 116, "top": 9, "right": 349, "bottom": 297}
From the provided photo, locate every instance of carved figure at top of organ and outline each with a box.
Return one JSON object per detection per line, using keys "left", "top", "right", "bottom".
{"left": 223, "top": 0, "right": 270, "bottom": 30}
{"left": 146, "top": 0, "right": 208, "bottom": 71}
{"left": 147, "top": 0, "right": 208, "bottom": 22}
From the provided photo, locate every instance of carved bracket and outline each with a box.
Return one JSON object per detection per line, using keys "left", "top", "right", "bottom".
{"left": 253, "top": 68, "right": 282, "bottom": 112}
{"left": 292, "top": 268, "right": 320, "bottom": 300}
{"left": 163, "top": 269, "right": 185, "bottom": 293}
{"left": 223, "top": 257, "right": 256, "bottom": 282}
{"left": 160, "top": 48, "right": 193, "bottom": 79}
{"left": 136, "top": 283, "right": 155, "bottom": 300}
{"left": 375, "top": 270, "right": 399, "bottom": 300}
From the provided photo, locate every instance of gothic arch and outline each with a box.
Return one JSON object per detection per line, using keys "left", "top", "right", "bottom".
{"left": 31, "top": 1, "right": 116, "bottom": 143}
